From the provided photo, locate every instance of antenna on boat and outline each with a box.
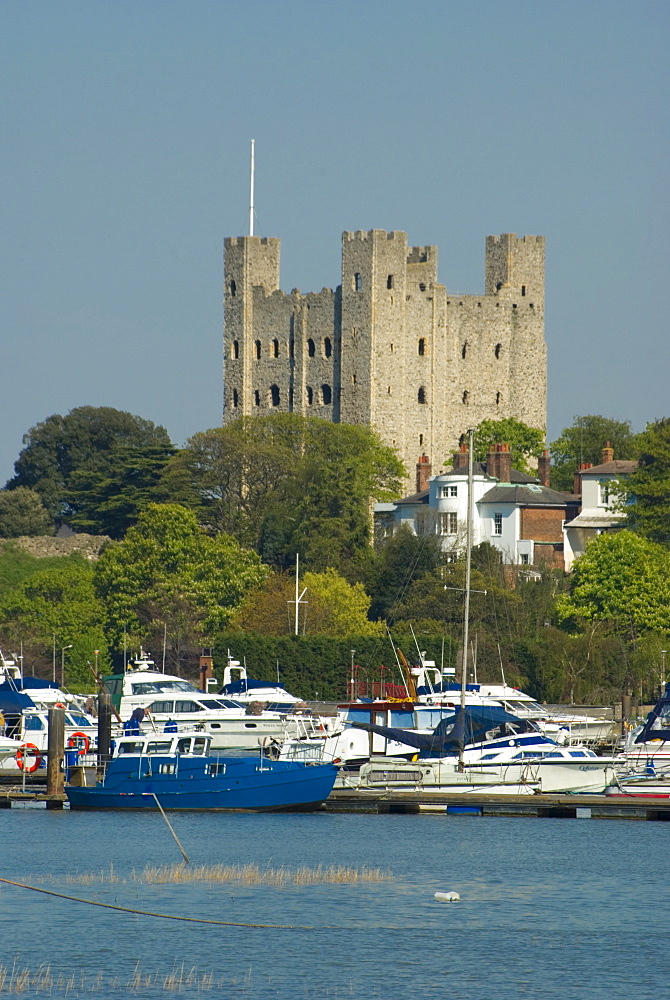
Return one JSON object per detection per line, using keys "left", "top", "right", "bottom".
{"left": 458, "top": 427, "right": 475, "bottom": 772}
{"left": 498, "top": 642, "right": 507, "bottom": 687}
{"left": 290, "top": 554, "right": 308, "bottom": 635}
{"left": 249, "top": 139, "right": 255, "bottom": 237}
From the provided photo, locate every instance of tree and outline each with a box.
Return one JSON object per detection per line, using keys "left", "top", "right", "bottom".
{"left": 549, "top": 415, "right": 637, "bottom": 492}
{"left": 66, "top": 445, "right": 176, "bottom": 539}
{"left": 621, "top": 418, "right": 670, "bottom": 545}
{"left": 473, "top": 418, "right": 545, "bottom": 475}
{"left": 0, "top": 487, "right": 54, "bottom": 537}
{"left": 555, "top": 530, "right": 670, "bottom": 635}
{"left": 162, "top": 414, "right": 406, "bottom": 573}
{"left": 0, "top": 558, "right": 110, "bottom": 689}
{"left": 367, "top": 525, "right": 443, "bottom": 622}
{"left": 229, "top": 568, "right": 383, "bottom": 637}
{"left": 7, "top": 406, "right": 173, "bottom": 521}
{"left": 94, "top": 504, "right": 268, "bottom": 667}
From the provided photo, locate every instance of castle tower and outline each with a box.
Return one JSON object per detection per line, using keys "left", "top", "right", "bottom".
{"left": 222, "top": 229, "right": 546, "bottom": 487}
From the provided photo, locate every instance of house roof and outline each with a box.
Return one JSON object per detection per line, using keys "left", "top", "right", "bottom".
{"left": 440, "top": 463, "right": 538, "bottom": 484}
{"left": 581, "top": 460, "right": 637, "bottom": 476}
{"left": 479, "top": 484, "right": 572, "bottom": 507}
{"left": 395, "top": 489, "right": 429, "bottom": 506}
{"left": 564, "top": 510, "right": 627, "bottom": 530}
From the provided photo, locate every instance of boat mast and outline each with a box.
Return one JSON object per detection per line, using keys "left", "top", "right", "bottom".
{"left": 249, "top": 139, "right": 255, "bottom": 237}
{"left": 458, "top": 427, "right": 475, "bottom": 770}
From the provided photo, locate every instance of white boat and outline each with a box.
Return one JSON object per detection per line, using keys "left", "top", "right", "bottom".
{"left": 350, "top": 707, "right": 616, "bottom": 795}
{"left": 102, "top": 652, "right": 339, "bottom": 751}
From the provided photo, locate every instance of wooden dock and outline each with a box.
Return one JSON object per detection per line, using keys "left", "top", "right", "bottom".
{"left": 324, "top": 787, "right": 670, "bottom": 821}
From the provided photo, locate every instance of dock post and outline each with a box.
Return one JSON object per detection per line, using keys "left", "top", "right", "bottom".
{"left": 97, "top": 692, "right": 112, "bottom": 777}
{"left": 46, "top": 707, "right": 65, "bottom": 807}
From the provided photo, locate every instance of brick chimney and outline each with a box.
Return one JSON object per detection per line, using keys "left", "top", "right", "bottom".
{"left": 453, "top": 442, "right": 468, "bottom": 470}
{"left": 537, "top": 449, "right": 551, "bottom": 487}
{"left": 497, "top": 442, "right": 512, "bottom": 483}
{"left": 573, "top": 462, "right": 592, "bottom": 496}
{"left": 416, "top": 454, "right": 431, "bottom": 493}
{"left": 601, "top": 441, "right": 614, "bottom": 464}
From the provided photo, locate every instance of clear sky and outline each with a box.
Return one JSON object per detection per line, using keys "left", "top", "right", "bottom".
{"left": 1, "top": 0, "right": 667, "bottom": 484}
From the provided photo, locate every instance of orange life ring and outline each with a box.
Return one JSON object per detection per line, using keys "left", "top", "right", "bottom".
{"left": 54, "top": 702, "right": 66, "bottom": 709}
{"left": 67, "top": 732, "right": 90, "bottom": 754}
{"left": 16, "top": 743, "right": 42, "bottom": 773}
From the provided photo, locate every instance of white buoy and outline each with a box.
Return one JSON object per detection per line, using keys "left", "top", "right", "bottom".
{"left": 434, "top": 891, "right": 460, "bottom": 903}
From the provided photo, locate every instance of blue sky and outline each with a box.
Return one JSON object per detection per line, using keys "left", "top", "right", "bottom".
{"left": 1, "top": 0, "right": 668, "bottom": 484}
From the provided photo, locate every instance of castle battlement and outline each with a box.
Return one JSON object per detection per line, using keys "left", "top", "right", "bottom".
{"left": 223, "top": 229, "right": 546, "bottom": 486}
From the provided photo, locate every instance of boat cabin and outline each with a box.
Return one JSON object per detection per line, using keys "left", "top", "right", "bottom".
{"left": 114, "top": 733, "right": 211, "bottom": 757}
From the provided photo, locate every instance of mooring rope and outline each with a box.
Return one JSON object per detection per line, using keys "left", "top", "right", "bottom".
{"left": 0, "top": 876, "right": 311, "bottom": 930}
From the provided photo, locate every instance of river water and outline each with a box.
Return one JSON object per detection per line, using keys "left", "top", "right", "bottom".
{"left": 0, "top": 806, "right": 667, "bottom": 999}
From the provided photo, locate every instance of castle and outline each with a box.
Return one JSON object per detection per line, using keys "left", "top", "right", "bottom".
{"left": 223, "top": 230, "right": 546, "bottom": 481}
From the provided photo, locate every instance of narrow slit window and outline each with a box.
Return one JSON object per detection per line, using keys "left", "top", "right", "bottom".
{"left": 462, "top": 390, "right": 469, "bottom": 404}
{"left": 495, "top": 343, "right": 502, "bottom": 359}
{"left": 461, "top": 342, "right": 468, "bottom": 359}
{"left": 230, "top": 280, "right": 236, "bottom": 297}
{"left": 272, "top": 338, "right": 279, "bottom": 358}
{"left": 254, "top": 389, "right": 260, "bottom": 407}
{"left": 322, "top": 384, "right": 332, "bottom": 405}
{"left": 306, "top": 386, "right": 313, "bottom": 405}
{"left": 418, "top": 387, "right": 427, "bottom": 404}
{"left": 418, "top": 338, "right": 426, "bottom": 356}
{"left": 324, "top": 337, "right": 332, "bottom": 358}
{"left": 308, "top": 338, "right": 315, "bottom": 358}
{"left": 387, "top": 275, "right": 394, "bottom": 290}
{"left": 232, "top": 389, "right": 239, "bottom": 408}
{"left": 354, "top": 273, "right": 362, "bottom": 291}
{"left": 269, "top": 385, "right": 280, "bottom": 407}
{"left": 254, "top": 340, "right": 261, "bottom": 360}
{"left": 232, "top": 340, "right": 239, "bottom": 359}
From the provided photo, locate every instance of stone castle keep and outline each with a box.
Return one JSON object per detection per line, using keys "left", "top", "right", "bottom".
{"left": 223, "top": 230, "right": 546, "bottom": 481}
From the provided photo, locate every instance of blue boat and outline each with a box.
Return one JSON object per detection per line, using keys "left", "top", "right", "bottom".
{"left": 66, "top": 732, "right": 338, "bottom": 811}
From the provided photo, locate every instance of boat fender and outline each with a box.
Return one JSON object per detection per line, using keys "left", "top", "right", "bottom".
{"left": 434, "top": 891, "right": 460, "bottom": 903}
{"left": 16, "top": 743, "right": 43, "bottom": 773}
{"left": 67, "top": 732, "right": 90, "bottom": 754}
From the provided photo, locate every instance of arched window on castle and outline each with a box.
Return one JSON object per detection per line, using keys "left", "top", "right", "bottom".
{"left": 269, "top": 385, "right": 280, "bottom": 407}
{"left": 271, "top": 338, "right": 279, "bottom": 358}
{"left": 322, "top": 384, "right": 332, "bottom": 405}
{"left": 354, "top": 273, "right": 362, "bottom": 292}
{"left": 306, "top": 386, "right": 313, "bottom": 405}
{"left": 230, "top": 280, "right": 236, "bottom": 297}
{"left": 418, "top": 338, "right": 426, "bottom": 356}
{"left": 324, "top": 337, "right": 332, "bottom": 358}
{"left": 254, "top": 340, "right": 261, "bottom": 360}
{"left": 461, "top": 342, "right": 468, "bottom": 359}
{"left": 231, "top": 340, "right": 239, "bottom": 359}
{"left": 307, "top": 338, "right": 315, "bottom": 358}
{"left": 418, "top": 387, "right": 427, "bottom": 405}
{"left": 462, "top": 390, "right": 469, "bottom": 405}
{"left": 254, "top": 390, "right": 260, "bottom": 407}
{"left": 495, "top": 343, "right": 502, "bottom": 359}
{"left": 232, "top": 389, "right": 239, "bottom": 408}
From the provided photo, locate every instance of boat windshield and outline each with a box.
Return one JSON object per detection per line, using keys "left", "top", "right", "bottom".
{"left": 131, "top": 681, "right": 199, "bottom": 695}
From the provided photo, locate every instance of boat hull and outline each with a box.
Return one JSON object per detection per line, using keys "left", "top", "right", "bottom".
{"left": 66, "top": 756, "right": 337, "bottom": 812}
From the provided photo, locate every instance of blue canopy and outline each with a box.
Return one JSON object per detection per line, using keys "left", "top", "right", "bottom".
{"left": 350, "top": 704, "right": 528, "bottom": 756}
{"left": 0, "top": 689, "right": 35, "bottom": 714}
{"left": 635, "top": 682, "right": 670, "bottom": 744}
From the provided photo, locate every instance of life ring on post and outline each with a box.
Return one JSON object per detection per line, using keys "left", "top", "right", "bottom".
{"left": 16, "top": 743, "right": 42, "bottom": 773}
{"left": 67, "top": 732, "right": 90, "bottom": 755}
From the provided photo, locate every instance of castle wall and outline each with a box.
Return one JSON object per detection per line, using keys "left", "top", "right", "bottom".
{"left": 223, "top": 230, "right": 547, "bottom": 488}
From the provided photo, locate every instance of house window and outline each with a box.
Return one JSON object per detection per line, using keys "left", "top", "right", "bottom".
{"left": 322, "top": 384, "right": 332, "bottom": 405}
{"left": 600, "top": 482, "right": 611, "bottom": 505}
{"left": 306, "top": 386, "right": 313, "bottom": 405}
{"left": 254, "top": 340, "right": 261, "bottom": 360}
{"left": 308, "top": 338, "right": 315, "bottom": 357}
{"left": 441, "top": 512, "right": 458, "bottom": 535}
{"left": 418, "top": 338, "right": 426, "bottom": 356}
{"left": 418, "top": 387, "right": 427, "bottom": 404}
{"left": 324, "top": 337, "right": 332, "bottom": 358}
{"left": 387, "top": 275, "right": 394, "bottom": 289}
{"left": 231, "top": 340, "right": 239, "bottom": 359}
{"left": 254, "top": 389, "right": 260, "bottom": 407}
{"left": 493, "top": 513, "right": 503, "bottom": 535}
{"left": 269, "top": 385, "right": 280, "bottom": 407}
{"left": 416, "top": 511, "right": 430, "bottom": 535}
{"left": 520, "top": 553, "right": 529, "bottom": 565}
{"left": 354, "top": 273, "right": 362, "bottom": 291}
{"left": 272, "top": 338, "right": 279, "bottom": 358}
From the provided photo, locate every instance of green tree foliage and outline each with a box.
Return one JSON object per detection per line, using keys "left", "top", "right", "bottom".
{"left": 66, "top": 445, "right": 176, "bottom": 539}
{"left": 8, "top": 406, "right": 172, "bottom": 521}
{"left": 549, "top": 415, "right": 638, "bottom": 492}
{"left": 473, "top": 418, "right": 545, "bottom": 475}
{"left": 0, "top": 558, "right": 109, "bottom": 689}
{"left": 556, "top": 530, "right": 670, "bottom": 635}
{"left": 0, "top": 546, "right": 87, "bottom": 599}
{"left": 163, "top": 415, "right": 405, "bottom": 573}
{"left": 0, "top": 487, "right": 54, "bottom": 537}
{"left": 230, "top": 569, "right": 382, "bottom": 638}
{"left": 621, "top": 418, "right": 670, "bottom": 545}
{"left": 94, "top": 505, "right": 268, "bottom": 661}
{"left": 367, "top": 525, "right": 443, "bottom": 622}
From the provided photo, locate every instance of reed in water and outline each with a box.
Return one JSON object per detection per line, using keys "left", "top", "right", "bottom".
{"left": 55, "top": 862, "right": 391, "bottom": 886}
